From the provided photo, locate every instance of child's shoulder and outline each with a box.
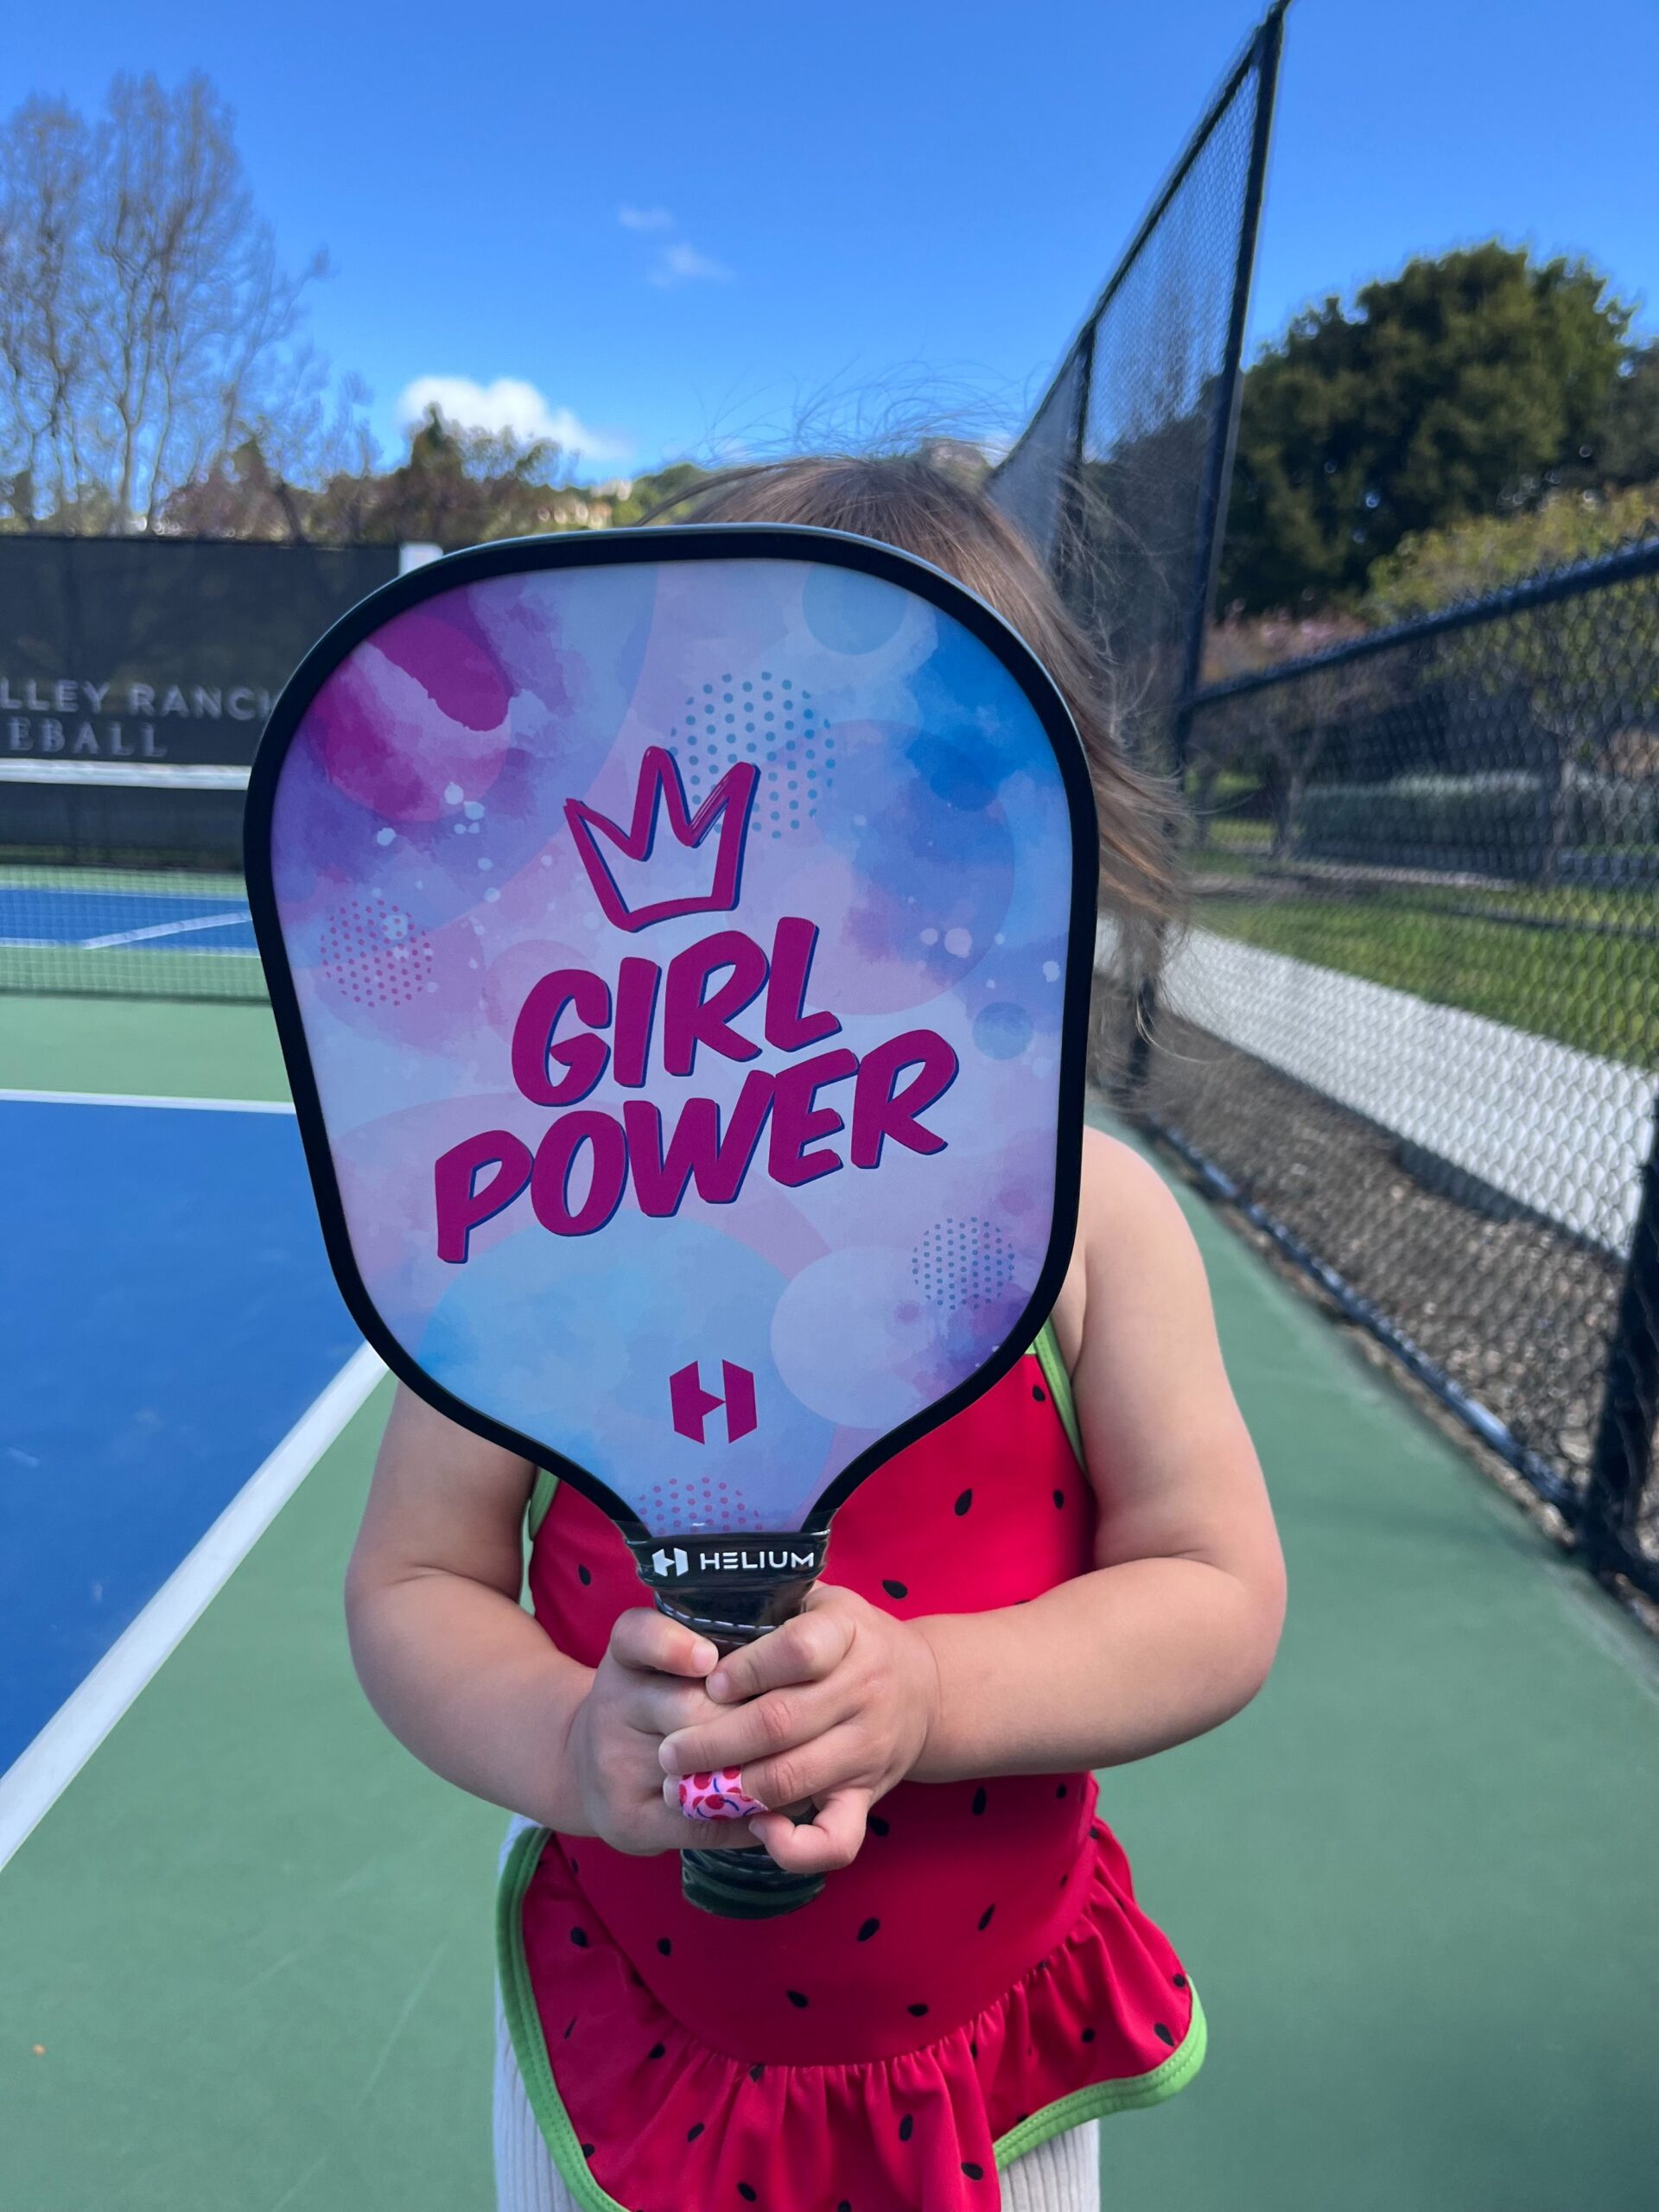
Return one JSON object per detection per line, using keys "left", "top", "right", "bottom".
{"left": 1052, "top": 1127, "right": 1205, "bottom": 1369}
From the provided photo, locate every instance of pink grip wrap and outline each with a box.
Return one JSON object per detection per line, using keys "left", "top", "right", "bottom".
{"left": 678, "top": 1768, "right": 765, "bottom": 1821}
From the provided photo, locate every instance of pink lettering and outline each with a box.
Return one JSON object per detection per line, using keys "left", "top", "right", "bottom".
{"left": 624, "top": 1073, "right": 773, "bottom": 1214}
{"left": 434, "top": 1129, "right": 533, "bottom": 1262}
{"left": 663, "top": 929, "right": 766, "bottom": 1077}
{"left": 764, "top": 918, "right": 840, "bottom": 1052}
{"left": 531, "top": 1112, "right": 629, "bottom": 1236}
{"left": 512, "top": 969, "right": 611, "bottom": 1106}
{"left": 850, "top": 1029, "right": 958, "bottom": 1169}
{"left": 768, "top": 1046, "right": 857, "bottom": 1187}
{"left": 612, "top": 956, "right": 660, "bottom": 1089}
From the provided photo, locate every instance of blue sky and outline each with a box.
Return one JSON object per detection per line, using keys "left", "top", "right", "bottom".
{"left": 10, "top": 0, "right": 1656, "bottom": 480}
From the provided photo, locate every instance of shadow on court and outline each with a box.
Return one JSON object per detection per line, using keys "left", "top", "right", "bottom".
{"left": 2, "top": 997, "right": 1656, "bottom": 2212}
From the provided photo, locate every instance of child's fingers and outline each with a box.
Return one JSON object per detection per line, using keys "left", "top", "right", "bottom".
{"left": 706, "top": 1607, "right": 854, "bottom": 1703}
{"left": 731, "top": 1720, "right": 871, "bottom": 1819}
{"left": 607, "top": 1605, "right": 720, "bottom": 1681}
{"left": 749, "top": 1787, "right": 871, "bottom": 1875}
{"left": 658, "top": 1679, "right": 855, "bottom": 1782}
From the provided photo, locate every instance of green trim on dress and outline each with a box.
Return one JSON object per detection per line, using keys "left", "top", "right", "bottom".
{"left": 495, "top": 1825, "right": 1205, "bottom": 2210}
{"left": 1032, "top": 1319, "right": 1084, "bottom": 1471}
{"left": 527, "top": 1466, "right": 559, "bottom": 1541}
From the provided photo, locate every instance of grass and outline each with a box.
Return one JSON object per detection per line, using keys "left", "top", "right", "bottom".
{"left": 1198, "top": 890, "right": 1659, "bottom": 1065}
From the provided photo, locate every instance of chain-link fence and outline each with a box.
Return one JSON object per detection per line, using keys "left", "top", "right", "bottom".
{"left": 1129, "top": 538, "right": 1659, "bottom": 1602}
{"left": 988, "top": 3, "right": 1286, "bottom": 767}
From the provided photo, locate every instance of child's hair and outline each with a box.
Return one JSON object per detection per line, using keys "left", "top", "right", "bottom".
{"left": 658, "top": 454, "right": 1182, "bottom": 957}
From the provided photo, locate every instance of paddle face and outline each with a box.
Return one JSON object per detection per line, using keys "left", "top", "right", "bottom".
{"left": 248, "top": 527, "right": 1095, "bottom": 1546}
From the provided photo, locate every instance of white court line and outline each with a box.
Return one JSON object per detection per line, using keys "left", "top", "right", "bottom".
{"left": 0, "top": 1088, "right": 294, "bottom": 1113}
{"left": 0, "top": 1343, "right": 386, "bottom": 1874}
{"left": 79, "top": 911, "right": 252, "bottom": 950}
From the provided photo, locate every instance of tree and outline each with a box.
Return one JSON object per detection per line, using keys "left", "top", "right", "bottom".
{"left": 1363, "top": 483, "right": 1659, "bottom": 885}
{"left": 0, "top": 73, "right": 327, "bottom": 532}
{"left": 1219, "top": 245, "right": 1632, "bottom": 612}
{"left": 1364, "top": 480, "right": 1659, "bottom": 623}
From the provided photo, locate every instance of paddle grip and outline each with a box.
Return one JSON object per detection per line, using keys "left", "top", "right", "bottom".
{"left": 626, "top": 1529, "right": 830, "bottom": 1919}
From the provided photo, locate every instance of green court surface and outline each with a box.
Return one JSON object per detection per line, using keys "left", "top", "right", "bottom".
{"left": 4, "top": 995, "right": 1657, "bottom": 2212}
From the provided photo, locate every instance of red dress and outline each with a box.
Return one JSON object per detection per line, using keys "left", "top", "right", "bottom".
{"left": 496, "top": 1333, "right": 1204, "bottom": 2209}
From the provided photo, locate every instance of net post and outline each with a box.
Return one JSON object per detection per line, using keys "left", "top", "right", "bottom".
{"left": 1583, "top": 1090, "right": 1659, "bottom": 1586}
{"left": 1173, "top": 0, "right": 1287, "bottom": 774}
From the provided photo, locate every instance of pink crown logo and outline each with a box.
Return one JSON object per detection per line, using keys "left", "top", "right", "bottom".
{"left": 565, "top": 746, "right": 760, "bottom": 933}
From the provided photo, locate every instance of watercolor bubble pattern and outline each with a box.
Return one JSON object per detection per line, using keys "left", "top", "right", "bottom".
{"left": 270, "top": 554, "right": 1084, "bottom": 1535}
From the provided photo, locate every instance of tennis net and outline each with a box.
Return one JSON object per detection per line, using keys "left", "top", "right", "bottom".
{"left": 0, "top": 759, "right": 264, "bottom": 1001}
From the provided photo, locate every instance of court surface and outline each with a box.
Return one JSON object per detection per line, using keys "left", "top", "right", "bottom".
{"left": 0, "top": 874, "right": 257, "bottom": 954}
{"left": 3, "top": 994, "right": 1657, "bottom": 2212}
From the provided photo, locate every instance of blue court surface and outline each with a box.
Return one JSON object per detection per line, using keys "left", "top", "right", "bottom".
{"left": 0, "top": 880, "right": 257, "bottom": 953}
{"left": 0, "top": 1096, "right": 359, "bottom": 1777}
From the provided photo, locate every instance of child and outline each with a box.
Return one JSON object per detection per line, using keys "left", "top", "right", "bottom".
{"left": 345, "top": 455, "right": 1286, "bottom": 2212}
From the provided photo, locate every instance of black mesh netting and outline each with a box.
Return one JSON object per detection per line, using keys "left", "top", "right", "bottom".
{"left": 1143, "top": 541, "right": 1659, "bottom": 1596}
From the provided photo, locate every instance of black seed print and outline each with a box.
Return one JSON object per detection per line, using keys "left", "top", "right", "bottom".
{"left": 963, "top": 2164, "right": 985, "bottom": 2181}
{"left": 1056, "top": 1783, "right": 1068, "bottom": 1798}
{"left": 739, "top": 2187, "right": 758, "bottom": 2203}
{"left": 857, "top": 1917, "right": 880, "bottom": 1941}
{"left": 1155, "top": 2023, "right": 1174, "bottom": 2045}
{"left": 577, "top": 1563, "right": 592, "bottom": 1586}
{"left": 907, "top": 2002, "right": 929, "bottom": 2017}
{"left": 898, "top": 2114, "right": 914, "bottom": 2142}
{"left": 977, "top": 1905, "right": 995, "bottom": 1930}
{"left": 954, "top": 1488, "right": 973, "bottom": 1516}
{"left": 1052, "top": 1489, "right": 1065, "bottom": 1509}
{"left": 882, "top": 1579, "right": 908, "bottom": 1599}
{"left": 687, "top": 2123, "right": 705, "bottom": 2142}
{"left": 971, "top": 1787, "right": 988, "bottom": 1815}
{"left": 1033, "top": 1384, "right": 1046, "bottom": 1402}
{"left": 1081, "top": 2028, "right": 1096, "bottom": 2044}
{"left": 749, "top": 2063, "right": 765, "bottom": 2082}
{"left": 648, "top": 2042, "right": 665, "bottom": 2060}
{"left": 1173, "top": 1972, "right": 1187, "bottom": 1989}
{"left": 1059, "top": 1872, "right": 1069, "bottom": 1888}
{"left": 658, "top": 1937, "right": 672, "bottom": 1956}
{"left": 563, "top": 2018, "right": 576, "bottom": 2039}
{"left": 868, "top": 1815, "right": 890, "bottom": 1837}
{"left": 786, "top": 1989, "right": 809, "bottom": 2008}
{"left": 581, "top": 2141, "right": 594, "bottom": 2155}
{"left": 970, "top": 2039, "right": 978, "bottom": 2059}
{"left": 569, "top": 1857, "right": 578, "bottom": 1875}
{"left": 569, "top": 1927, "right": 588, "bottom": 1947}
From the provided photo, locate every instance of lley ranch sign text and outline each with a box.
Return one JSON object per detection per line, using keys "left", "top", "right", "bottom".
{"left": 2, "top": 675, "right": 274, "bottom": 760}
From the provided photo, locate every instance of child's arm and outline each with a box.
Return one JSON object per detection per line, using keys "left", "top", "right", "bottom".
{"left": 659, "top": 1130, "right": 1287, "bottom": 1874}
{"left": 345, "top": 1384, "right": 760, "bottom": 1854}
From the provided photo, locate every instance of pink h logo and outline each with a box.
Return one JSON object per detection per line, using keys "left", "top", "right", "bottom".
{"left": 670, "top": 1360, "right": 758, "bottom": 1445}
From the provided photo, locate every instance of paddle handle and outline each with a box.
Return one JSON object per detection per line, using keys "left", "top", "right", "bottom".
{"left": 626, "top": 1530, "right": 830, "bottom": 1919}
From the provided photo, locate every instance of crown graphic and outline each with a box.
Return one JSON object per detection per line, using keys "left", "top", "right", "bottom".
{"left": 565, "top": 746, "right": 760, "bottom": 933}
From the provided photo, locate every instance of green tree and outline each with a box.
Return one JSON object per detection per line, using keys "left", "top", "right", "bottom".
{"left": 1220, "top": 245, "right": 1632, "bottom": 612}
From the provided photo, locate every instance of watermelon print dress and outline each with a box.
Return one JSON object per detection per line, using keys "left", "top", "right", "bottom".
{"left": 496, "top": 1325, "right": 1205, "bottom": 2211}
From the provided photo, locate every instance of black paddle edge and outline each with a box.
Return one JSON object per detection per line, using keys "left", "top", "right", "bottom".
{"left": 244, "top": 523, "right": 1097, "bottom": 1533}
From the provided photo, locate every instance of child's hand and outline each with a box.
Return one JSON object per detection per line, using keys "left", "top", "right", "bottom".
{"left": 656, "top": 1586, "right": 942, "bottom": 1876}
{"left": 565, "top": 1609, "right": 765, "bottom": 1857}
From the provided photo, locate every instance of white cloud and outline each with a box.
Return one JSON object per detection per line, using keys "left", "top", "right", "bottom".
{"left": 618, "top": 203, "right": 674, "bottom": 231}
{"left": 650, "top": 241, "right": 734, "bottom": 288}
{"left": 395, "top": 376, "right": 632, "bottom": 464}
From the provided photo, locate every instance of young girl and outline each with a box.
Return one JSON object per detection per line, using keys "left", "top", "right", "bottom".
{"left": 345, "top": 456, "right": 1286, "bottom": 2212}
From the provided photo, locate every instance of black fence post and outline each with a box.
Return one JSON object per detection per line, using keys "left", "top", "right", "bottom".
{"left": 1583, "top": 1092, "right": 1659, "bottom": 1583}
{"left": 1173, "top": 0, "right": 1287, "bottom": 776}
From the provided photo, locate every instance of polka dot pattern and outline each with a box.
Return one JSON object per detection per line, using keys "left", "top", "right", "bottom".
{"left": 677, "top": 671, "right": 837, "bottom": 843}
{"left": 320, "top": 890, "right": 433, "bottom": 1007}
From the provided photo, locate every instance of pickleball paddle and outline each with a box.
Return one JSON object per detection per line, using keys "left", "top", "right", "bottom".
{"left": 246, "top": 525, "right": 1095, "bottom": 1916}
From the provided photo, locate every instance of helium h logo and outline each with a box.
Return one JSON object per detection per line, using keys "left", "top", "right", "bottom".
{"left": 670, "top": 1360, "right": 758, "bottom": 1445}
